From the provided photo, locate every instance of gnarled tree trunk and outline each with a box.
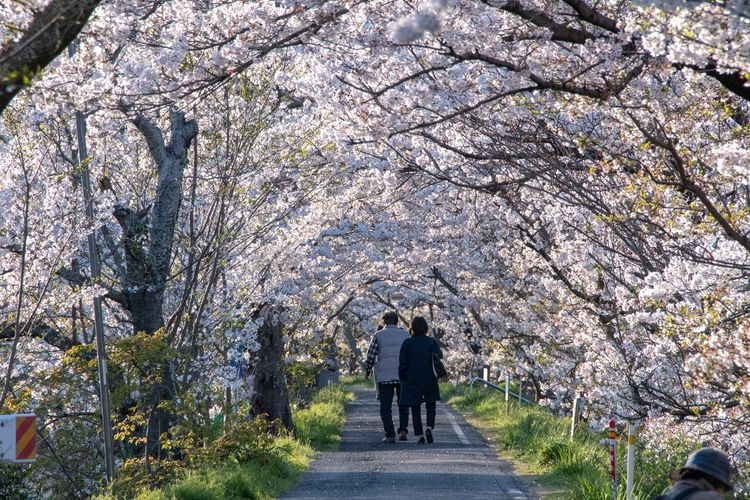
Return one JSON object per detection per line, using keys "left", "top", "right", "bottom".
{"left": 252, "top": 307, "right": 293, "bottom": 430}
{"left": 113, "top": 108, "right": 198, "bottom": 455}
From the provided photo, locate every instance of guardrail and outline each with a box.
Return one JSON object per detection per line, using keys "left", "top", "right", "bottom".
{"left": 468, "top": 376, "right": 534, "bottom": 405}
{"left": 468, "top": 374, "right": 636, "bottom": 500}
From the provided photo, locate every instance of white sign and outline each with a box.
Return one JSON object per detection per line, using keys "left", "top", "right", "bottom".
{"left": 0, "top": 414, "right": 37, "bottom": 463}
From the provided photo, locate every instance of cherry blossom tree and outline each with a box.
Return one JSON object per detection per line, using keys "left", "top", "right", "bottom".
{"left": 2, "top": 0, "right": 750, "bottom": 492}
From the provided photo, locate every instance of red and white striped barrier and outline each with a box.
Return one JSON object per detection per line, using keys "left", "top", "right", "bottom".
{"left": 609, "top": 419, "right": 617, "bottom": 500}
{"left": 0, "top": 414, "right": 37, "bottom": 463}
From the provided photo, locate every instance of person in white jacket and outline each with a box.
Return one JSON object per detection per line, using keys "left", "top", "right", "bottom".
{"left": 364, "top": 311, "right": 409, "bottom": 443}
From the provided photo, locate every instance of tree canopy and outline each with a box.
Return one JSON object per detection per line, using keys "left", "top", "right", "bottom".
{"left": 1, "top": 0, "right": 749, "bottom": 493}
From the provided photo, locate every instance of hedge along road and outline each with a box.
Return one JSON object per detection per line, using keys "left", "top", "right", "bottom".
{"left": 281, "top": 386, "right": 534, "bottom": 500}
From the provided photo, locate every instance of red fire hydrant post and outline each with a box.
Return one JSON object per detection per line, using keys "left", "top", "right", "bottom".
{"left": 609, "top": 419, "right": 617, "bottom": 500}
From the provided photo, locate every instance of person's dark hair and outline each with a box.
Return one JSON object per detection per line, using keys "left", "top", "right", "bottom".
{"left": 376, "top": 324, "right": 384, "bottom": 331}
{"left": 409, "top": 316, "right": 428, "bottom": 336}
{"left": 382, "top": 311, "right": 398, "bottom": 326}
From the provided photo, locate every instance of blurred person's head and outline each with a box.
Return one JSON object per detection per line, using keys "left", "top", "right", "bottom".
{"left": 382, "top": 311, "right": 398, "bottom": 326}
{"left": 409, "top": 316, "right": 428, "bottom": 337}
{"left": 670, "top": 447, "right": 733, "bottom": 493}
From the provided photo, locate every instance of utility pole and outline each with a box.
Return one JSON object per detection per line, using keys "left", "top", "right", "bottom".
{"left": 69, "top": 46, "right": 115, "bottom": 484}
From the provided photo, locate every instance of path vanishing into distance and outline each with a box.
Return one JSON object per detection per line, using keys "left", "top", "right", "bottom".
{"left": 281, "top": 386, "right": 536, "bottom": 500}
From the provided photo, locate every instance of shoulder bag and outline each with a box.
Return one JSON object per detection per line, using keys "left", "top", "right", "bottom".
{"left": 431, "top": 339, "right": 448, "bottom": 380}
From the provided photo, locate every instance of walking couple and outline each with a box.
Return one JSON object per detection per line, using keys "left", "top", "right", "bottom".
{"left": 364, "top": 311, "right": 443, "bottom": 444}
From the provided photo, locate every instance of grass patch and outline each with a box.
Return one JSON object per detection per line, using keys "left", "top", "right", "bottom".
{"left": 339, "top": 374, "right": 368, "bottom": 386}
{"left": 443, "top": 384, "right": 698, "bottom": 499}
{"left": 293, "top": 384, "right": 354, "bottom": 450}
{"left": 131, "top": 438, "right": 312, "bottom": 500}
{"left": 99, "top": 384, "right": 353, "bottom": 499}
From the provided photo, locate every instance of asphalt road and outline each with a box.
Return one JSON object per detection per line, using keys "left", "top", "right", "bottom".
{"left": 280, "top": 386, "right": 534, "bottom": 500}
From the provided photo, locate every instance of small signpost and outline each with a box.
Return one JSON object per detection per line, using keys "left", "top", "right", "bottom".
{"left": 0, "top": 414, "right": 37, "bottom": 463}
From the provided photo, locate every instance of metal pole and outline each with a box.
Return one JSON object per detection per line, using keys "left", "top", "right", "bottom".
{"left": 70, "top": 56, "right": 115, "bottom": 482}
{"left": 570, "top": 396, "right": 580, "bottom": 440}
{"left": 609, "top": 419, "right": 617, "bottom": 500}
{"left": 504, "top": 372, "right": 510, "bottom": 414}
{"left": 517, "top": 377, "right": 522, "bottom": 403}
{"left": 626, "top": 421, "right": 637, "bottom": 500}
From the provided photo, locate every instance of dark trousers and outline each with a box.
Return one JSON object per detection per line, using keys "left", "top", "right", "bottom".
{"left": 378, "top": 383, "right": 409, "bottom": 437}
{"left": 408, "top": 400, "right": 436, "bottom": 436}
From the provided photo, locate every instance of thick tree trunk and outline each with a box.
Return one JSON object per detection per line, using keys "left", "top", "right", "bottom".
{"left": 252, "top": 308, "right": 293, "bottom": 430}
{"left": 112, "top": 108, "right": 197, "bottom": 456}
{"left": 117, "top": 109, "right": 197, "bottom": 328}
{"left": 341, "top": 317, "right": 365, "bottom": 373}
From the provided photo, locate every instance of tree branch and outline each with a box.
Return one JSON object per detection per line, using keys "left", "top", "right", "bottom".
{"left": 559, "top": 0, "right": 619, "bottom": 32}
{"left": 0, "top": 321, "right": 80, "bottom": 352}
{"left": 480, "top": 0, "right": 596, "bottom": 43}
{"left": 0, "top": 0, "right": 101, "bottom": 114}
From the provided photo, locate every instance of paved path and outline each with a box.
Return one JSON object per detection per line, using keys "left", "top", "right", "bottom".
{"left": 280, "top": 386, "right": 534, "bottom": 500}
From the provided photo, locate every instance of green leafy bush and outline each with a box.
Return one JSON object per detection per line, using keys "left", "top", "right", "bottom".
{"left": 97, "top": 384, "right": 353, "bottom": 499}
{"left": 286, "top": 361, "right": 321, "bottom": 404}
{"left": 112, "top": 458, "right": 187, "bottom": 497}
{"left": 209, "top": 416, "right": 284, "bottom": 466}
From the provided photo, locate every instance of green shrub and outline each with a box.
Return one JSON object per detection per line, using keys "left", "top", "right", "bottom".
{"left": 96, "top": 384, "right": 352, "bottom": 500}
{"left": 311, "top": 384, "right": 354, "bottom": 405}
{"left": 167, "top": 479, "right": 219, "bottom": 500}
{"left": 541, "top": 441, "right": 574, "bottom": 466}
{"left": 286, "top": 362, "right": 321, "bottom": 404}
{"left": 112, "top": 458, "right": 187, "bottom": 496}
{"left": 210, "top": 416, "right": 283, "bottom": 465}
{"left": 105, "top": 437, "right": 313, "bottom": 500}
{"left": 222, "top": 469, "right": 257, "bottom": 499}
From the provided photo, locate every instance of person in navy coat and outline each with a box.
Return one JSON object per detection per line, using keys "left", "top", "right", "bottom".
{"left": 398, "top": 316, "right": 442, "bottom": 444}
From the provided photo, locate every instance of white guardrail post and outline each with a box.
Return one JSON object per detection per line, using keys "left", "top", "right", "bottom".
{"left": 517, "top": 376, "right": 522, "bottom": 403}
{"left": 504, "top": 372, "right": 510, "bottom": 414}
{"left": 626, "top": 421, "right": 637, "bottom": 500}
